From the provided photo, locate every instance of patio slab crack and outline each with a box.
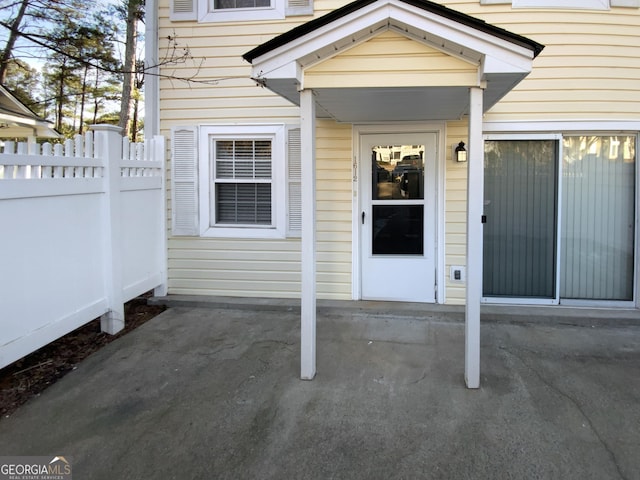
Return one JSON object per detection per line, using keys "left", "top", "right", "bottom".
{"left": 499, "top": 345, "right": 627, "bottom": 480}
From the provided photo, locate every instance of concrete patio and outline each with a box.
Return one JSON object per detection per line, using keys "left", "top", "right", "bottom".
{"left": 0, "top": 299, "right": 639, "bottom": 479}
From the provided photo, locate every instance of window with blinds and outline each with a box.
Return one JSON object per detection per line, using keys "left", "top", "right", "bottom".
{"left": 214, "top": 0, "right": 270, "bottom": 8}
{"left": 213, "top": 139, "right": 273, "bottom": 226}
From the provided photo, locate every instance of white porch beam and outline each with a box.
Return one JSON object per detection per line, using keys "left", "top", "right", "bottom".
{"left": 300, "top": 88, "right": 317, "bottom": 380}
{"left": 465, "top": 86, "right": 484, "bottom": 389}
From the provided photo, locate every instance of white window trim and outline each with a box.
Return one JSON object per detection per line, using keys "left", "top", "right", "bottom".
{"left": 514, "top": 0, "right": 608, "bottom": 9}
{"left": 198, "top": 0, "right": 285, "bottom": 22}
{"left": 198, "top": 124, "right": 286, "bottom": 239}
{"left": 480, "top": 0, "right": 639, "bottom": 8}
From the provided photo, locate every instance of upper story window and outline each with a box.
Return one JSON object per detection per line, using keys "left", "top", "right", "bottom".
{"left": 213, "top": 0, "right": 271, "bottom": 10}
{"left": 514, "top": 0, "right": 609, "bottom": 8}
{"left": 200, "top": 0, "right": 284, "bottom": 21}
{"left": 169, "top": 0, "right": 312, "bottom": 22}
{"left": 480, "top": 0, "right": 639, "bottom": 8}
{"left": 214, "top": 0, "right": 271, "bottom": 9}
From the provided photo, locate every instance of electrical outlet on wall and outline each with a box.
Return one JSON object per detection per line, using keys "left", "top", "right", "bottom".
{"left": 450, "top": 266, "right": 466, "bottom": 283}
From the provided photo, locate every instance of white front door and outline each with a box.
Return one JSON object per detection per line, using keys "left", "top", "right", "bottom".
{"left": 360, "top": 132, "right": 438, "bottom": 302}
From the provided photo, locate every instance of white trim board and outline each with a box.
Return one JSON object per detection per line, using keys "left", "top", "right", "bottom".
{"left": 484, "top": 120, "right": 640, "bottom": 133}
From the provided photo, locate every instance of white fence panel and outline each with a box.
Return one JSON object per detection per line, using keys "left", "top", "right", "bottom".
{"left": 120, "top": 137, "right": 165, "bottom": 301}
{"left": 0, "top": 126, "right": 166, "bottom": 369}
{"left": 0, "top": 194, "right": 108, "bottom": 366}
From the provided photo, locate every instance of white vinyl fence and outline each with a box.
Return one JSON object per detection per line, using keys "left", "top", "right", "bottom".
{"left": 0, "top": 125, "right": 166, "bottom": 369}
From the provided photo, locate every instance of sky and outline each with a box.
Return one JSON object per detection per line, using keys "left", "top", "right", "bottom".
{"left": 0, "top": 0, "right": 132, "bottom": 72}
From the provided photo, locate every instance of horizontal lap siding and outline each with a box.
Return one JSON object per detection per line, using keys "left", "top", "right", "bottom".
{"left": 305, "top": 30, "right": 478, "bottom": 88}
{"left": 316, "top": 121, "right": 353, "bottom": 298}
{"left": 159, "top": 0, "right": 639, "bottom": 303}
{"left": 167, "top": 238, "right": 300, "bottom": 297}
{"left": 161, "top": 2, "right": 293, "bottom": 299}
{"left": 164, "top": 120, "right": 353, "bottom": 300}
{"left": 441, "top": 2, "right": 640, "bottom": 303}
{"left": 446, "top": 4, "right": 640, "bottom": 121}
{"left": 159, "top": 0, "right": 354, "bottom": 300}
{"left": 445, "top": 120, "right": 469, "bottom": 305}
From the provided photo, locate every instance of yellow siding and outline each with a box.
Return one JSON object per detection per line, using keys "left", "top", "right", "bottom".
{"left": 165, "top": 120, "right": 353, "bottom": 301}
{"left": 305, "top": 30, "right": 478, "bottom": 88}
{"left": 159, "top": 0, "right": 640, "bottom": 303}
{"left": 167, "top": 238, "right": 300, "bottom": 297}
{"left": 443, "top": 3, "right": 640, "bottom": 121}
{"left": 445, "top": 120, "right": 469, "bottom": 305}
{"left": 159, "top": 0, "right": 640, "bottom": 123}
{"left": 315, "top": 121, "right": 353, "bottom": 298}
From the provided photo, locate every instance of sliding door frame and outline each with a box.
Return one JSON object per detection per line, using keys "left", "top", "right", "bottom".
{"left": 482, "top": 133, "right": 562, "bottom": 305}
{"left": 559, "top": 132, "right": 638, "bottom": 308}
{"left": 482, "top": 132, "right": 638, "bottom": 307}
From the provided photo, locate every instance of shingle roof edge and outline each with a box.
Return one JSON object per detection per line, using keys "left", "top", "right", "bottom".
{"left": 243, "top": 0, "right": 544, "bottom": 63}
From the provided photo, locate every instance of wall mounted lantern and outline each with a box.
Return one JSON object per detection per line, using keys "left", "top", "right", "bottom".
{"left": 455, "top": 141, "right": 467, "bottom": 162}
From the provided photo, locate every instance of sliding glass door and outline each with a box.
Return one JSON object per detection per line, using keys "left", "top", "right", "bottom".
{"left": 483, "top": 139, "right": 559, "bottom": 300}
{"left": 561, "top": 136, "right": 636, "bottom": 301}
{"left": 483, "top": 135, "right": 636, "bottom": 304}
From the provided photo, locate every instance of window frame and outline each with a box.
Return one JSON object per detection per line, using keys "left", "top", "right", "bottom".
{"left": 480, "top": 0, "right": 640, "bottom": 8}
{"left": 198, "top": 0, "right": 285, "bottom": 22}
{"left": 513, "top": 0, "right": 608, "bottom": 9}
{"left": 199, "top": 124, "right": 286, "bottom": 239}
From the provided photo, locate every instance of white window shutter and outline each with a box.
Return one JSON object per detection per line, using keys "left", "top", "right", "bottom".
{"left": 171, "top": 127, "right": 199, "bottom": 236}
{"left": 286, "top": 0, "right": 313, "bottom": 16}
{"left": 170, "top": 0, "right": 197, "bottom": 21}
{"left": 287, "top": 127, "right": 302, "bottom": 237}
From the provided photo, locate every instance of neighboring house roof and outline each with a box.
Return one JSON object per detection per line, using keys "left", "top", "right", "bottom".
{"left": 243, "top": 0, "right": 544, "bottom": 62}
{"left": 0, "top": 84, "right": 60, "bottom": 139}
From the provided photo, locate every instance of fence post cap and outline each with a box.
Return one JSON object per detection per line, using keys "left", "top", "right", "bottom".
{"left": 90, "top": 124, "right": 123, "bottom": 133}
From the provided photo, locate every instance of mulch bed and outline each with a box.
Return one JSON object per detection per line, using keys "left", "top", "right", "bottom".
{"left": 0, "top": 296, "right": 166, "bottom": 419}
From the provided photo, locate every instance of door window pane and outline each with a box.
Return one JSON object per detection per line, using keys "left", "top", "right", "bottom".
{"left": 483, "top": 140, "right": 558, "bottom": 298}
{"left": 371, "top": 145, "right": 424, "bottom": 200}
{"left": 372, "top": 205, "right": 424, "bottom": 255}
{"left": 561, "top": 136, "right": 636, "bottom": 300}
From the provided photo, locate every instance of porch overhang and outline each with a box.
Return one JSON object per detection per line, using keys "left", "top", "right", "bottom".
{"left": 243, "top": 0, "right": 543, "bottom": 122}
{"left": 0, "top": 114, "right": 60, "bottom": 139}
{"left": 243, "top": 0, "right": 544, "bottom": 389}
{"left": 0, "top": 85, "right": 60, "bottom": 139}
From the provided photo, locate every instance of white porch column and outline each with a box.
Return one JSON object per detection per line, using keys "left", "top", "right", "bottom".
{"left": 300, "top": 89, "right": 317, "bottom": 380}
{"left": 465, "top": 86, "right": 484, "bottom": 389}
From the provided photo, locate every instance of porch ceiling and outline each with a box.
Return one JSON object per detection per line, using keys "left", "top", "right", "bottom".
{"left": 244, "top": 0, "right": 544, "bottom": 123}
{"left": 313, "top": 86, "right": 470, "bottom": 122}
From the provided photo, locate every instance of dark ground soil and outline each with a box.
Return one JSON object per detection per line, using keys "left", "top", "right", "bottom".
{"left": 0, "top": 295, "right": 166, "bottom": 419}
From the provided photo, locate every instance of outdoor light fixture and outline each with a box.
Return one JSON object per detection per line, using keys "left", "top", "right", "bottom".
{"left": 455, "top": 141, "right": 467, "bottom": 162}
